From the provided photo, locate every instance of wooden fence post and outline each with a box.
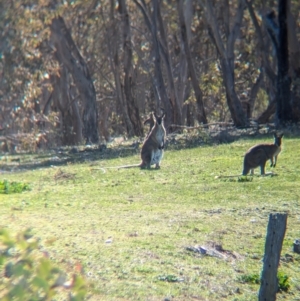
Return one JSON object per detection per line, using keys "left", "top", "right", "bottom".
{"left": 258, "top": 213, "right": 287, "bottom": 301}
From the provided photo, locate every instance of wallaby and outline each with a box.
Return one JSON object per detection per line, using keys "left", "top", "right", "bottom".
{"left": 215, "top": 133, "right": 283, "bottom": 179}
{"left": 144, "top": 108, "right": 165, "bottom": 137}
{"left": 138, "top": 112, "right": 166, "bottom": 169}
{"left": 94, "top": 112, "right": 166, "bottom": 170}
{"left": 242, "top": 133, "right": 283, "bottom": 176}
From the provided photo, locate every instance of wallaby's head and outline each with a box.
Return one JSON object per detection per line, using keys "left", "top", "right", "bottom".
{"left": 274, "top": 133, "right": 284, "bottom": 146}
{"left": 153, "top": 112, "right": 166, "bottom": 126}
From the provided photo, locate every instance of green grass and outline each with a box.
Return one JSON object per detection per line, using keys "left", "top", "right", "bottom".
{"left": 1, "top": 136, "right": 300, "bottom": 300}
{"left": 0, "top": 179, "right": 31, "bottom": 194}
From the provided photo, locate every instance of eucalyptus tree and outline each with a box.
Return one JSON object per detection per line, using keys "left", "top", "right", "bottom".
{"left": 197, "top": 0, "right": 248, "bottom": 127}
{"left": 247, "top": 0, "right": 300, "bottom": 124}
{"left": 178, "top": 0, "right": 207, "bottom": 125}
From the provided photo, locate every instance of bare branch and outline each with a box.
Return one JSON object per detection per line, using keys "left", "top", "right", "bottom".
{"left": 227, "top": 0, "right": 246, "bottom": 57}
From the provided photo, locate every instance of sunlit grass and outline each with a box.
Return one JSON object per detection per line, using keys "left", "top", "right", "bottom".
{"left": 0, "top": 136, "right": 300, "bottom": 300}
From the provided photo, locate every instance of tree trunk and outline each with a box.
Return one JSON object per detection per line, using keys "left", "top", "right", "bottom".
{"left": 276, "top": 0, "right": 292, "bottom": 124}
{"left": 247, "top": 0, "right": 278, "bottom": 123}
{"left": 257, "top": 100, "right": 276, "bottom": 124}
{"left": 133, "top": 0, "right": 173, "bottom": 129}
{"left": 199, "top": 0, "right": 247, "bottom": 127}
{"left": 51, "top": 64, "right": 82, "bottom": 145}
{"left": 118, "top": 0, "right": 143, "bottom": 137}
{"left": 287, "top": 0, "right": 300, "bottom": 122}
{"left": 151, "top": 0, "right": 173, "bottom": 127}
{"left": 177, "top": 0, "right": 192, "bottom": 124}
{"left": 249, "top": 70, "right": 264, "bottom": 118}
{"left": 108, "top": 0, "right": 134, "bottom": 136}
{"left": 220, "top": 58, "right": 247, "bottom": 126}
{"left": 178, "top": 0, "right": 207, "bottom": 125}
{"left": 50, "top": 16, "right": 99, "bottom": 144}
{"left": 157, "top": 1, "right": 182, "bottom": 126}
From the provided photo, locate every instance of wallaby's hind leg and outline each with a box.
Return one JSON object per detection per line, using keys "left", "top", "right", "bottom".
{"left": 260, "top": 163, "right": 266, "bottom": 175}
{"left": 155, "top": 163, "right": 160, "bottom": 169}
{"left": 141, "top": 153, "right": 152, "bottom": 169}
{"left": 242, "top": 165, "right": 250, "bottom": 175}
{"left": 141, "top": 160, "right": 151, "bottom": 169}
{"left": 250, "top": 169, "right": 254, "bottom": 175}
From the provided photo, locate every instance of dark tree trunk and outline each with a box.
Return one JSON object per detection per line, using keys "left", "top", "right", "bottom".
{"left": 200, "top": 0, "right": 247, "bottom": 127}
{"left": 157, "top": 1, "right": 182, "bottom": 126}
{"left": 52, "top": 67, "right": 82, "bottom": 145}
{"left": 178, "top": 0, "right": 207, "bottom": 125}
{"left": 247, "top": 0, "right": 277, "bottom": 123}
{"left": 108, "top": 0, "right": 134, "bottom": 136}
{"left": 118, "top": 0, "right": 143, "bottom": 137}
{"left": 133, "top": 0, "right": 173, "bottom": 129}
{"left": 50, "top": 16, "right": 99, "bottom": 144}
{"left": 257, "top": 100, "right": 276, "bottom": 124}
{"left": 276, "top": 0, "right": 292, "bottom": 124}
{"left": 220, "top": 58, "right": 248, "bottom": 126}
{"left": 287, "top": 0, "right": 300, "bottom": 122}
{"left": 151, "top": 0, "right": 173, "bottom": 127}
{"left": 249, "top": 70, "right": 264, "bottom": 118}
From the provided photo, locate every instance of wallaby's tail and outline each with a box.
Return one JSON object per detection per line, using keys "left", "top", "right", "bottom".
{"left": 215, "top": 174, "right": 242, "bottom": 179}
{"left": 117, "top": 164, "right": 141, "bottom": 169}
{"left": 91, "top": 163, "right": 142, "bottom": 172}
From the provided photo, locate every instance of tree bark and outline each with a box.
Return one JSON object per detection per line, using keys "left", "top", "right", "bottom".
{"left": 108, "top": 0, "right": 134, "bottom": 136}
{"left": 199, "top": 0, "right": 247, "bottom": 127}
{"left": 52, "top": 67, "right": 82, "bottom": 145}
{"left": 249, "top": 70, "right": 264, "bottom": 118}
{"left": 118, "top": 0, "right": 143, "bottom": 137}
{"left": 276, "top": 0, "right": 292, "bottom": 124}
{"left": 287, "top": 0, "right": 300, "bottom": 122}
{"left": 246, "top": 0, "right": 277, "bottom": 122}
{"left": 178, "top": 0, "right": 207, "bottom": 125}
{"left": 133, "top": 0, "right": 173, "bottom": 129}
{"left": 177, "top": 0, "right": 192, "bottom": 123}
{"left": 50, "top": 16, "right": 99, "bottom": 144}
{"left": 157, "top": 1, "right": 182, "bottom": 126}
{"left": 259, "top": 213, "right": 287, "bottom": 301}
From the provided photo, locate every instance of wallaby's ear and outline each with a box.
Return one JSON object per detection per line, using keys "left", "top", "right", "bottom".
{"left": 143, "top": 118, "right": 150, "bottom": 125}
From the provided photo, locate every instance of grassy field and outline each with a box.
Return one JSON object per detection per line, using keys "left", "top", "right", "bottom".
{"left": 1, "top": 133, "right": 300, "bottom": 301}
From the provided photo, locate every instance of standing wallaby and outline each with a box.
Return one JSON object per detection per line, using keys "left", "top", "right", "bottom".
{"left": 144, "top": 108, "right": 165, "bottom": 137}
{"left": 97, "top": 112, "right": 166, "bottom": 170}
{"left": 242, "top": 133, "right": 283, "bottom": 175}
{"left": 139, "top": 112, "right": 166, "bottom": 169}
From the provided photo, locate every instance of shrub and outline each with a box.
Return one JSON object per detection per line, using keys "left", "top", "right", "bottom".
{"left": 0, "top": 180, "right": 30, "bottom": 194}
{"left": 0, "top": 228, "right": 87, "bottom": 301}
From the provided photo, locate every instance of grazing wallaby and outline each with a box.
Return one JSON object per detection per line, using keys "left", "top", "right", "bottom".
{"left": 242, "top": 133, "right": 283, "bottom": 176}
{"left": 94, "top": 112, "right": 166, "bottom": 170}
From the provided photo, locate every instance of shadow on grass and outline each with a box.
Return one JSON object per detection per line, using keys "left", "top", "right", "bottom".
{"left": 0, "top": 144, "right": 140, "bottom": 173}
